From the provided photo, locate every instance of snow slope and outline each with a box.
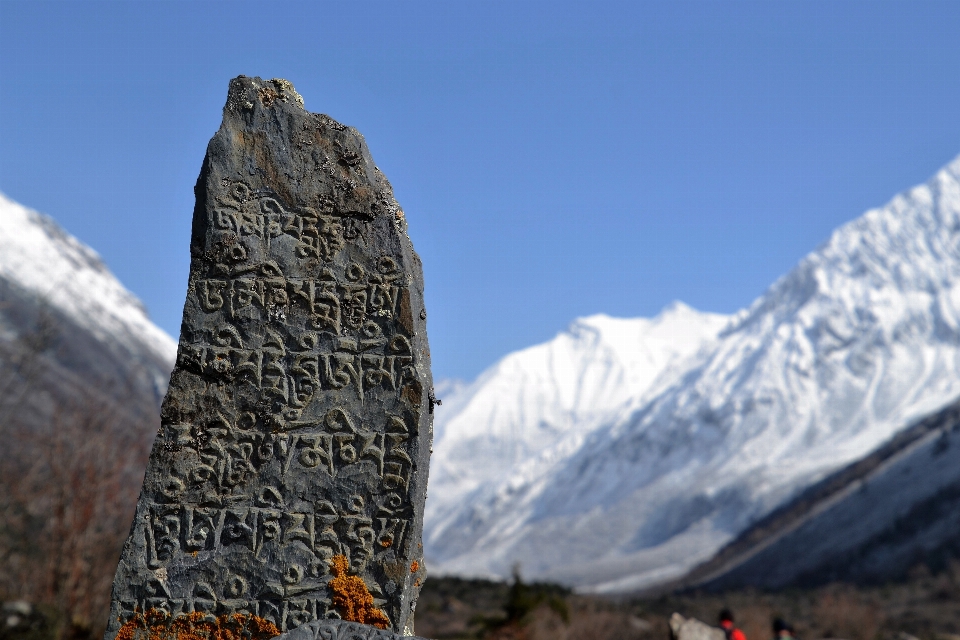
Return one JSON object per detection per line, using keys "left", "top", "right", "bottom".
{"left": 426, "top": 303, "right": 731, "bottom": 575}
{"left": 424, "top": 154, "right": 960, "bottom": 592}
{"left": 0, "top": 192, "right": 177, "bottom": 367}
{"left": 0, "top": 192, "right": 177, "bottom": 416}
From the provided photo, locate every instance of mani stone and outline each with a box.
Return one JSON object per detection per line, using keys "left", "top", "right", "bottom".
{"left": 104, "top": 77, "right": 435, "bottom": 638}
{"left": 274, "top": 619, "right": 428, "bottom": 640}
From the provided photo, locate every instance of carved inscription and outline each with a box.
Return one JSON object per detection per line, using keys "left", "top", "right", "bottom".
{"left": 273, "top": 619, "right": 429, "bottom": 640}
{"left": 127, "top": 490, "right": 410, "bottom": 631}
{"left": 137, "top": 184, "right": 422, "bottom": 629}
{"left": 105, "top": 77, "right": 432, "bottom": 639}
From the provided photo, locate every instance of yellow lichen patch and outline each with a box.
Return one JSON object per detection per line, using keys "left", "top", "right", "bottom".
{"left": 114, "top": 610, "right": 279, "bottom": 640}
{"left": 269, "top": 79, "right": 304, "bottom": 107}
{"left": 327, "top": 555, "right": 390, "bottom": 629}
{"left": 410, "top": 561, "right": 419, "bottom": 573}
{"left": 258, "top": 86, "right": 279, "bottom": 107}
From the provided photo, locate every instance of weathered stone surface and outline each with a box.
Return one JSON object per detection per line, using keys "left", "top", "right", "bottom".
{"left": 273, "top": 619, "right": 428, "bottom": 640}
{"left": 669, "top": 613, "right": 725, "bottom": 640}
{"left": 104, "top": 77, "right": 434, "bottom": 637}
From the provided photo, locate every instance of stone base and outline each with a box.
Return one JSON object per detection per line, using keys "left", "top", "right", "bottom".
{"left": 274, "top": 619, "right": 430, "bottom": 640}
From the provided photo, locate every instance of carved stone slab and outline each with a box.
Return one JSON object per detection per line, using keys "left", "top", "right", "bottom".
{"left": 274, "top": 619, "right": 428, "bottom": 640}
{"left": 104, "top": 77, "right": 434, "bottom": 638}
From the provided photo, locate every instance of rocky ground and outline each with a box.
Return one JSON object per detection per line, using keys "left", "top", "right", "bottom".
{"left": 413, "top": 563, "right": 960, "bottom": 640}
{"left": 2, "top": 563, "right": 958, "bottom": 640}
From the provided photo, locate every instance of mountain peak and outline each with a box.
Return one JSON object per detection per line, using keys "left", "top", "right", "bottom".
{"left": 425, "top": 299, "right": 731, "bottom": 570}
{"left": 659, "top": 299, "right": 695, "bottom": 316}
{"left": 0, "top": 192, "right": 177, "bottom": 365}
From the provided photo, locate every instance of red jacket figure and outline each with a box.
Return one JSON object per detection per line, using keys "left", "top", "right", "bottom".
{"left": 719, "top": 609, "right": 747, "bottom": 640}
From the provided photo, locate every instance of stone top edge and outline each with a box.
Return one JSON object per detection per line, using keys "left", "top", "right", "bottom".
{"left": 222, "top": 75, "right": 366, "bottom": 144}
{"left": 227, "top": 75, "right": 304, "bottom": 109}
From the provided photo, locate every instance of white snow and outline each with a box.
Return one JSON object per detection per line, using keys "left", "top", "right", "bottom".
{"left": 425, "top": 301, "right": 731, "bottom": 578}
{"left": 423, "top": 154, "right": 960, "bottom": 592}
{"left": 0, "top": 192, "right": 178, "bottom": 366}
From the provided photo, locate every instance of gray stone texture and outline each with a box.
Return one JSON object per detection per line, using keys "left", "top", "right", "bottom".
{"left": 669, "top": 614, "right": 726, "bottom": 640}
{"left": 273, "top": 619, "right": 428, "bottom": 640}
{"left": 104, "top": 77, "right": 434, "bottom": 637}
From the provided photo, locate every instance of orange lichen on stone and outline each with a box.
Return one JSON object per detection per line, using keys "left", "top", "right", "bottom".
{"left": 410, "top": 561, "right": 419, "bottom": 573}
{"left": 327, "top": 555, "right": 390, "bottom": 629}
{"left": 114, "top": 609, "right": 280, "bottom": 640}
{"left": 258, "top": 86, "right": 279, "bottom": 107}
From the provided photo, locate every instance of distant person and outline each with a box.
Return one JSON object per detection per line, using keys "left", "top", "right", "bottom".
{"left": 719, "top": 609, "right": 747, "bottom": 640}
{"left": 772, "top": 619, "right": 795, "bottom": 640}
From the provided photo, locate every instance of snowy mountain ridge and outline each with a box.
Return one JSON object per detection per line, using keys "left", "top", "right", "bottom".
{"left": 426, "top": 302, "right": 732, "bottom": 571}
{"left": 0, "top": 192, "right": 177, "bottom": 366}
{"left": 424, "top": 154, "right": 960, "bottom": 592}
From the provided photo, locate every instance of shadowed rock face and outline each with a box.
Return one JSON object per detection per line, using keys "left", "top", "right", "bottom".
{"left": 104, "top": 76, "right": 434, "bottom": 637}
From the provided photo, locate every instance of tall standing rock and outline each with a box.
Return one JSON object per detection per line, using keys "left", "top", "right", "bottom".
{"left": 104, "top": 77, "right": 434, "bottom": 638}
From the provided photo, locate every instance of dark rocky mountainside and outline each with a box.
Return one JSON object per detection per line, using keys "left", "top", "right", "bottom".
{"left": 683, "top": 396, "right": 960, "bottom": 590}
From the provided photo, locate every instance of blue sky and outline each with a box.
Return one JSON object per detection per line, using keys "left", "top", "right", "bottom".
{"left": 2, "top": 1, "right": 960, "bottom": 381}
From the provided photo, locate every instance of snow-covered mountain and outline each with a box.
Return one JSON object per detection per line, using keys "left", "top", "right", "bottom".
{"left": 0, "top": 193, "right": 176, "bottom": 367}
{"left": 424, "top": 154, "right": 960, "bottom": 592}
{"left": 0, "top": 192, "right": 176, "bottom": 412}
{"left": 425, "top": 305, "right": 731, "bottom": 563}
{"left": 427, "top": 304, "right": 730, "bottom": 527}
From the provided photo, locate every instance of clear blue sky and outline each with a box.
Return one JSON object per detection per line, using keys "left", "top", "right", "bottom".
{"left": 2, "top": 1, "right": 960, "bottom": 381}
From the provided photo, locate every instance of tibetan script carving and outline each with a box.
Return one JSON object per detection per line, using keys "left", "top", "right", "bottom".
{"left": 104, "top": 77, "right": 434, "bottom": 638}
{"left": 272, "top": 619, "right": 428, "bottom": 640}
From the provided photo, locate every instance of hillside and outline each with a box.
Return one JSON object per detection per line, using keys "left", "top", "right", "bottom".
{"left": 0, "top": 193, "right": 177, "bottom": 631}
{"left": 684, "top": 396, "right": 960, "bottom": 590}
